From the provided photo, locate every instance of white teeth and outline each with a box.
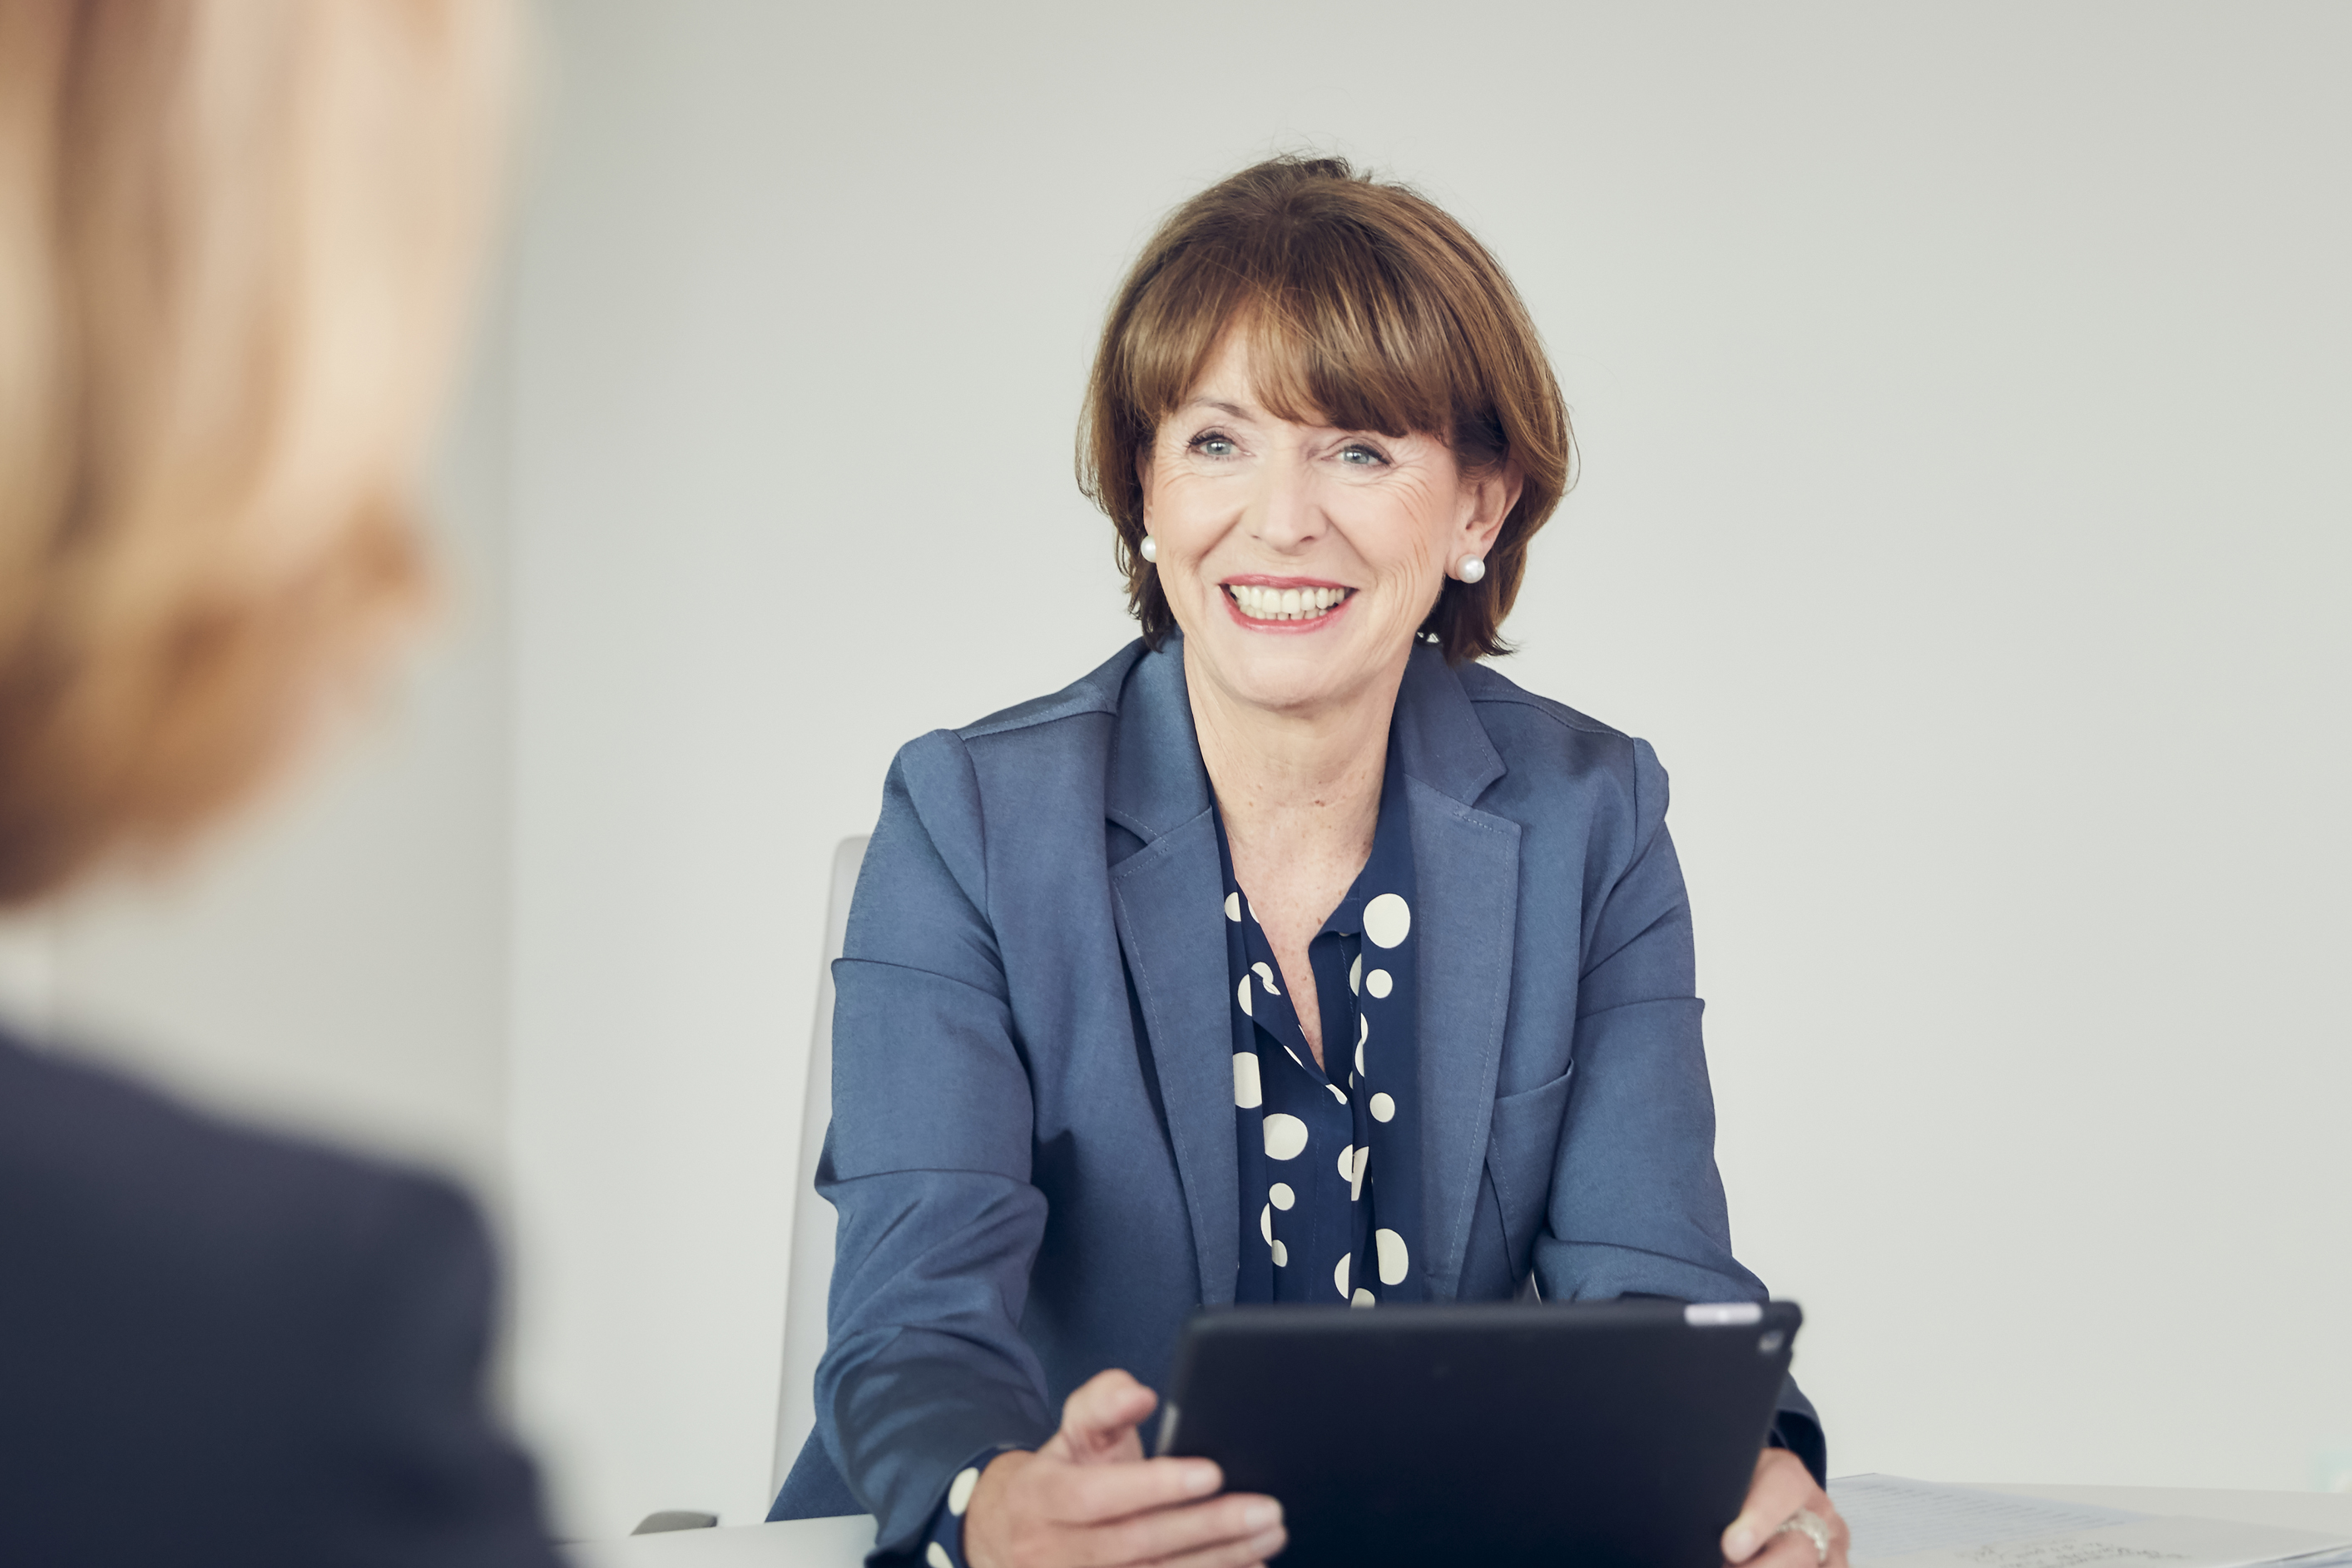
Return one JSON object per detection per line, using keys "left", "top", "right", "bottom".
{"left": 1228, "top": 585, "right": 1348, "bottom": 621}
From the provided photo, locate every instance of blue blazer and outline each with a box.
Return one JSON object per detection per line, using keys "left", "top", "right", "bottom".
{"left": 775, "top": 636, "right": 1819, "bottom": 1551}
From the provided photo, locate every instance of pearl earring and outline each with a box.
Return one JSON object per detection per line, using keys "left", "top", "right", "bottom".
{"left": 1139, "top": 535, "right": 1158, "bottom": 564}
{"left": 1457, "top": 556, "right": 1486, "bottom": 584}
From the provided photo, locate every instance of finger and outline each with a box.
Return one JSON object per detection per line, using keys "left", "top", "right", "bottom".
{"left": 1056, "top": 1369, "right": 1160, "bottom": 1466}
{"left": 1723, "top": 1452, "right": 1818, "bottom": 1563}
{"left": 1032, "top": 1455, "right": 1226, "bottom": 1526}
{"left": 1141, "top": 1520, "right": 1289, "bottom": 1568}
{"left": 1733, "top": 1528, "right": 1827, "bottom": 1568}
{"left": 1077, "top": 1491, "right": 1283, "bottom": 1565}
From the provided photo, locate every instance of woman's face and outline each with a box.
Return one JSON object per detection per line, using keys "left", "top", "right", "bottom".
{"left": 1141, "top": 330, "right": 1517, "bottom": 723}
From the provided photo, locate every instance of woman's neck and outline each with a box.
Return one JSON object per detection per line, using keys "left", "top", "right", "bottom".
{"left": 1185, "top": 640, "right": 1402, "bottom": 883}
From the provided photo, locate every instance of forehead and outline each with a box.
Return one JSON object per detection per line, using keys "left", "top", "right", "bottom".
{"left": 1176, "top": 331, "right": 1300, "bottom": 418}
{"left": 1156, "top": 308, "right": 1442, "bottom": 440}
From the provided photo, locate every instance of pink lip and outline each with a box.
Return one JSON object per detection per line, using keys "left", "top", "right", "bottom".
{"left": 1218, "top": 579, "right": 1356, "bottom": 634}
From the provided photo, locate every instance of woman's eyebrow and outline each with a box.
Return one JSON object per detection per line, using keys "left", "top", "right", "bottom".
{"left": 1182, "top": 397, "right": 1254, "bottom": 419}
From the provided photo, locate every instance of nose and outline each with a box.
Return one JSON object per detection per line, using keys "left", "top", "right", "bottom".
{"left": 1248, "top": 449, "right": 1321, "bottom": 552}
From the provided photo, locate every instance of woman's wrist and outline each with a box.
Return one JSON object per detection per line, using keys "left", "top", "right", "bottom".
{"left": 958, "top": 1450, "right": 1036, "bottom": 1568}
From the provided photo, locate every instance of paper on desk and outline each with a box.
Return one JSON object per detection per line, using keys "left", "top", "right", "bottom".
{"left": 1830, "top": 1475, "right": 2352, "bottom": 1568}
{"left": 1833, "top": 1475, "right": 2151, "bottom": 1558}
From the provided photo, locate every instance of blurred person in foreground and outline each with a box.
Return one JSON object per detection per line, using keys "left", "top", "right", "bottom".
{"left": 0, "top": 3, "right": 562, "bottom": 1564}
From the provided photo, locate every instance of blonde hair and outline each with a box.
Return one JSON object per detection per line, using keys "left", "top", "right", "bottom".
{"left": 0, "top": 0, "right": 512, "bottom": 903}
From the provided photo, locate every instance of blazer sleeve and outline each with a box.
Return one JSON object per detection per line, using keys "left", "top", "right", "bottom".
{"left": 815, "top": 731, "right": 1058, "bottom": 1556}
{"left": 1528, "top": 739, "right": 1826, "bottom": 1479}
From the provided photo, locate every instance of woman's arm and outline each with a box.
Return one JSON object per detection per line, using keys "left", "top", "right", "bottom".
{"left": 1532, "top": 739, "right": 1830, "bottom": 1480}
{"left": 817, "top": 733, "right": 1059, "bottom": 1549}
{"left": 820, "top": 733, "right": 1283, "bottom": 1566}
{"left": 1535, "top": 739, "right": 1759, "bottom": 1301}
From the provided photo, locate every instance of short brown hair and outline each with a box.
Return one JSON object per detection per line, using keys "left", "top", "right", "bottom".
{"left": 0, "top": 0, "right": 511, "bottom": 905}
{"left": 1078, "top": 156, "right": 1573, "bottom": 662}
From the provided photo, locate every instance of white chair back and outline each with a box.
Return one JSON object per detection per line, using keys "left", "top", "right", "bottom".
{"left": 770, "top": 834, "right": 868, "bottom": 1495}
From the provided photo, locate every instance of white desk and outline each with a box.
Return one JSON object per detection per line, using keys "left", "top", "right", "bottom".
{"left": 566, "top": 1486, "right": 2352, "bottom": 1566}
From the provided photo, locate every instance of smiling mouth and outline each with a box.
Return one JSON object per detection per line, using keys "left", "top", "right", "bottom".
{"left": 1224, "top": 583, "right": 1354, "bottom": 623}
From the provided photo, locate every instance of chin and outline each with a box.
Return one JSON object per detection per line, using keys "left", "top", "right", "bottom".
{"left": 1201, "top": 634, "right": 1373, "bottom": 715}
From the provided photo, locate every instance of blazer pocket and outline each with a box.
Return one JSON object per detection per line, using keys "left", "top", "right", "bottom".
{"left": 1483, "top": 1067, "right": 1575, "bottom": 1278}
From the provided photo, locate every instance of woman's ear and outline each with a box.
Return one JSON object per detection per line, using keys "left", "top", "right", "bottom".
{"left": 1460, "top": 461, "right": 1523, "bottom": 557}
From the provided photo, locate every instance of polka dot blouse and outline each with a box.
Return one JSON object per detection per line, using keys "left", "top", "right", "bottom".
{"left": 1219, "top": 757, "right": 1425, "bottom": 1307}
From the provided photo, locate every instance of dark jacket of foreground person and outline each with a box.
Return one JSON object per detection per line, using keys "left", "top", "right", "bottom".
{"left": 0, "top": 1028, "right": 565, "bottom": 1568}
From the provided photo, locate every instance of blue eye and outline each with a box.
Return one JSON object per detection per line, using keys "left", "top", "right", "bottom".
{"left": 1190, "top": 432, "right": 1237, "bottom": 458}
{"left": 1339, "top": 443, "right": 1385, "bottom": 466}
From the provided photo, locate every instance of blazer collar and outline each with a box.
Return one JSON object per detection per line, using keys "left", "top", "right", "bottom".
{"left": 1107, "top": 636, "right": 1506, "bottom": 843}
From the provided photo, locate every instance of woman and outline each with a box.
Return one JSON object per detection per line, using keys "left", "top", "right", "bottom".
{"left": 0, "top": 4, "right": 556, "bottom": 1563}
{"left": 775, "top": 156, "right": 1846, "bottom": 1568}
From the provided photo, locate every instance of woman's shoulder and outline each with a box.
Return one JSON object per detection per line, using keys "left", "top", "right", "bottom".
{"left": 884, "top": 641, "right": 1146, "bottom": 776}
{"left": 0, "top": 1029, "right": 490, "bottom": 1303}
{"left": 873, "top": 641, "right": 1156, "bottom": 846}
{"left": 955, "top": 641, "right": 1148, "bottom": 742}
{"left": 1450, "top": 660, "right": 1670, "bottom": 833}
{"left": 1455, "top": 659, "right": 1631, "bottom": 744}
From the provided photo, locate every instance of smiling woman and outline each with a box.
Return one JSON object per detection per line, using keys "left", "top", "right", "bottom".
{"left": 1081, "top": 157, "right": 1571, "bottom": 665}
{"left": 773, "top": 155, "right": 1844, "bottom": 1568}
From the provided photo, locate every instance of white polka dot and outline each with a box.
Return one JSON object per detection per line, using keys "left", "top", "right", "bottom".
{"left": 1354, "top": 1022, "right": 1366, "bottom": 1077}
{"left": 1260, "top": 1204, "right": 1273, "bottom": 1245}
{"left": 1348, "top": 953, "right": 1361, "bottom": 994}
{"left": 1334, "top": 1253, "right": 1351, "bottom": 1298}
{"left": 1369, "top": 1092, "right": 1396, "bottom": 1123}
{"left": 1336, "top": 1143, "right": 1356, "bottom": 1182}
{"left": 1326, "top": 1083, "right": 1348, "bottom": 1105}
{"left": 1232, "top": 1053, "right": 1262, "bottom": 1109}
{"left": 1224, "top": 891, "right": 1240, "bottom": 922}
{"left": 928, "top": 1545, "right": 953, "bottom": 1568}
{"left": 1251, "top": 961, "right": 1280, "bottom": 995}
{"left": 1365, "top": 968, "right": 1393, "bottom": 999}
{"left": 1284, "top": 1045, "right": 1304, "bottom": 1069}
{"left": 1236, "top": 977, "right": 1252, "bottom": 1016}
{"left": 1270, "top": 1182, "right": 1295, "bottom": 1209}
{"left": 948, "top": 1467, "right": 980, "bottom": 1516}
{"left": 1364, "top": 893, "right": 1412, "bottom": 949}
{"left": 1351, "top": 1289, "right": 1376, "bottom": 1308}
{"left": 1262, "top": 1113, "right": 1309, "bottom": 1160}
{"left": 1271, "top": 1239, "right": 1288, "bottom": 1266}
{"left": 1376, "top": 1228, "right": 1410, "bottom": 1285}
{"left": 1349, "top": 1145, "right": 1369, "bottom": 1199}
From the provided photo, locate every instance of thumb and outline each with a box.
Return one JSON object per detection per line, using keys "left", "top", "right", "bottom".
{"left": 1048, "top": 1369, "right": 1156, "bottom": 1467}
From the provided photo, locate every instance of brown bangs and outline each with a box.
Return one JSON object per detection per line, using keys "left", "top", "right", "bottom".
{"left": 1080, "top": 155, "right": 1572, "bottom": 662}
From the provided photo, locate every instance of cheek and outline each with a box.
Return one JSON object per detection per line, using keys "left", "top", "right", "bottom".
{"left": 1352, "top": 497, "right": 1450, "bottom": 583}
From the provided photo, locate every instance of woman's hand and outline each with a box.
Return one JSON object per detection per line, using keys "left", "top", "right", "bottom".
{"left": 963, "top": 1369, "right": 1286, "bottom": 1568}
{"left": 1722, "top": 1449, "right": 1850, "bottom": 1568}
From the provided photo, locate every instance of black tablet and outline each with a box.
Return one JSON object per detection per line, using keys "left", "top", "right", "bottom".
{"left": 1155, "top": 1297, "right": 1800, "bottom": 1568}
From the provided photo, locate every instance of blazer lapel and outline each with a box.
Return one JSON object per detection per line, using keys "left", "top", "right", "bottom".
{"left": 1404, "top": 778, "right": 1521, "bottom": 1298}
{"left": 1110, "top": 818, "right": 1240, "bottom": 1305}
{"left": 1105, "top": 640, "right": 1240, "bottom": 1306}
{"left": 1393, "top": 647, "right": 1520, "bottom": 1298}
